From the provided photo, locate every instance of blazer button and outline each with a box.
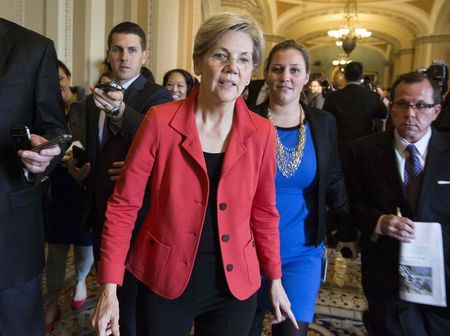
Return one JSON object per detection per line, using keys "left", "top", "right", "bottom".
{"left": 226, "top": 264, "right": 234, "bottom": 272}
{"left": 221, "top": 234, "right": 230, "bottom": 242}
{"left": 149, "top": 239, "right": 155, "bottom": 246}
{"left": 219, "top": 203, "right": 227, "bottom": 211}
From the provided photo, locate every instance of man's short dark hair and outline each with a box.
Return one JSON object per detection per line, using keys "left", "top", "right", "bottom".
{"left": 344, "top": 61, "right": 363, "bottom": 82}
{"left": 390, "top": 71, "right": 442, "bottom": 104}
{"left": 107, "top": 22, "right": 146, "bottom": 50}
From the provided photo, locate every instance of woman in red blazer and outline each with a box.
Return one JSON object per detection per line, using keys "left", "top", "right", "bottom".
{"left": 92, "top": 13, "right": 297, "bottom": 335}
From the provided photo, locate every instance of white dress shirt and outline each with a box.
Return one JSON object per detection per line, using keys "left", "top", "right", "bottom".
{"left": 373, "top": 128, "right": 432, "bottom": 235}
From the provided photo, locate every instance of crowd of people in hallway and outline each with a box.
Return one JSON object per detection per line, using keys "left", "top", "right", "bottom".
{"left": 1, "top": 10, "right": 450, "bottom": 336}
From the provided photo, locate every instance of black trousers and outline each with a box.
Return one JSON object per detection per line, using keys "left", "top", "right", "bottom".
{"left": 0, "top": 275, "right": 44, "bottom": 336}
{"left": 136, "top": 254, "right": 257, "bottom": 336}
{"left": 117, "top": 269, "right": 139, "bottom": 336}
{"left": 366, "top": 295, "right": 450, "bottom": 336}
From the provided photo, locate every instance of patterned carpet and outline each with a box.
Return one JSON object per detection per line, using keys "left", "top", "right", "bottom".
{"left": 43, "top": 248, "right": 368, "bottom": 336}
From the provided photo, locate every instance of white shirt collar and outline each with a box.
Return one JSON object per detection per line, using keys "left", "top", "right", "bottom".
{"left": 346, "top": 81, "right": 361, "bottom": 86}
{"left": 394, "top": 127, "right": 432, "bottom": 158}
{"left": 119, "top": 75, "right": 140, "bottom": 90}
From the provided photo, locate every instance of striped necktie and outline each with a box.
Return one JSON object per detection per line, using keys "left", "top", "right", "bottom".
{"left": 404, "top": 144, "right": 423, "bottom": 213}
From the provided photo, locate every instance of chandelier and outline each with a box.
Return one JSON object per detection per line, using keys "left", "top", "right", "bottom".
{"left": 327, "top": 0, "right": 372, "bottom": 55}
{"left": 332, "top": 54, "right": 352, "bottom": 66}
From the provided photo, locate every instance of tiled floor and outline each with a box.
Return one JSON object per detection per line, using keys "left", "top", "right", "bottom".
{"left": 43, "top": 247, "right": 368, "bottom": 335}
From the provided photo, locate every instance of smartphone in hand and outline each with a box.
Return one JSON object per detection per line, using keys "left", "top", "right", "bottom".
{"left": 95, "top": 81, "right": 125, "bottom": 92}
{"left": 72, "top": 145, "right": 86, "bottom": 168}
{"left": 31, "top": 134, "right": 72, "bottom": 152}
{"left": 10, "top": 125, "right": 31, "bottom": 151}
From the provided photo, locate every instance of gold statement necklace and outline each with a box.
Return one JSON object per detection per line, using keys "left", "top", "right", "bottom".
{"left": 268, "top": 107, "right": 307, "bottom": 178}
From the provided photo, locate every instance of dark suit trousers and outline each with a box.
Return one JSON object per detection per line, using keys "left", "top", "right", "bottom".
{"left": 0, "top": 275, "right": 44, "bottom": 336}
{"left": 135, "top": 254, "right": 257, "bottom": 336}
{"left": 366, "top": 296, "right": 450, "bottom": 336}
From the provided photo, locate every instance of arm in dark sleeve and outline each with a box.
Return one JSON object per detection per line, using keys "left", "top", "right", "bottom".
{"left": 111, "top": 86, "right": 173, "bottom": 139}
{"left": 31, "top": 39, "right": 69, "bottom": 183}
{"left": 347, "top": 140, "right": 384, "bottom": 241}
{"left": 33, "top": 39, "right": 68, "bottom": 138}
{"left": 322, "top": 94, "right": 335, "bottom": 115}
{"left": 324, "top": 115, "right": 356, "bottom": 242}
{"left": 373, "top": 93, "right": 388, "bottom": 119}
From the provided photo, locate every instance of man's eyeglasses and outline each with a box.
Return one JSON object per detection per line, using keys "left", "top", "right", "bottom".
{"left": 210, "top": 52, "right": 254, "bottom": 71}
{"left": 391, "top": 102, "right": 438, "bottom": 112}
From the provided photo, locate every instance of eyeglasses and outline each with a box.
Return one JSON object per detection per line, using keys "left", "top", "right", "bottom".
{"left": 391, "top": 102, "right": 438, "bottom": 112}
{"left": 210, "top": 52, "right": 254, "bottom": 71}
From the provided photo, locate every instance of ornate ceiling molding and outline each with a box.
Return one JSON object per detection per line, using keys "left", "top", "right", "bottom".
{"left": 264, "top": 34, "right": 285, "bottom": 43}
{"left": 221, "top": 0, "right": 264, "bottom": 25}
{"left": 415, "top": 34, "right": 450, "bottom": 45}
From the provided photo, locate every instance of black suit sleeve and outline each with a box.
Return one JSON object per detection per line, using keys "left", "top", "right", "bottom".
{"left": 373, "top": 93, "right": 388, "bottom": 119}
{"left": 323, "top": 114, "right": 356, "bottom": 242}
{"left": 30, "top": 40, "right": 68, "bottom": 184}
{"left": 322, "top": 93, "right": 336, "bottom": 116}
{"left": 347, "top": 139, "right": 384, "bottom": 241}
{"left": 119, "top": 86, "right": 172, "bottom": 139}
{"left": 33, "top": 39, "right": 67, "bottom": 138}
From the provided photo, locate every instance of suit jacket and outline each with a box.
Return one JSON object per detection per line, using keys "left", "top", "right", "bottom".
{"left": 84, "top": 75, "right": 172, "bottom": 233}
{"left": 0, "top": 19, "right": 67, "bottom": 289}
{"left": 245, "top": 79, "right": 266, "bottom": 106}
{"left": 307, "top": 92, "right": 325, "bottom": 109}
{"left": 323, "top": 84, "right": 387, "bottom": 168}
{"left": 97, "top": 87, "right": 282, "bottom": 300}
{"left": 251, "top": 102, "right": 355, "bottom": 245}
{"left": 348, "top": 130, "right": 450, "bottom": 305}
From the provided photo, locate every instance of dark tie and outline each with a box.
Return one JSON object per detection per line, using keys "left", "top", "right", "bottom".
{"left": 100, "top": 115, "right": 111, "bottom": 149}
{"left": 404, "top": 144, "right": 422, "bottom": 213}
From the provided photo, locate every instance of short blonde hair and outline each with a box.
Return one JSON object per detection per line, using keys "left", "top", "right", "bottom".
{"left": 193, "top": 12, "right": 264, "bottom": 68}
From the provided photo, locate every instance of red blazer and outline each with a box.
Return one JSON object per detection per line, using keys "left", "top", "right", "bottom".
{"left": 98, "top": 87, "right": 281, "bottom": 300}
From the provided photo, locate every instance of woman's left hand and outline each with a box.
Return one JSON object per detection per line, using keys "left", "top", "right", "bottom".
{"left": 269, "top": 279, "right": 299, "bottom": 329}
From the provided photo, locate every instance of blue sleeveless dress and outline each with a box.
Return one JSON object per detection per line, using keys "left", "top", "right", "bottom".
{"left": 258, "top": 122, "right": 325, "bottom": 322}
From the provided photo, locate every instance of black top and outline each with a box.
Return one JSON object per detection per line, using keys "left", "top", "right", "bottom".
{"left": 197, "top": 152, "right": 225, "bottom": 255}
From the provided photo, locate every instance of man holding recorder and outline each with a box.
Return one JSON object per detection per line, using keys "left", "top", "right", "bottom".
{"left": 68, "top": 21, "right": 171, "bottom": 336}
{"left": 0, "top": 18, "right": 68, "bottom": 335}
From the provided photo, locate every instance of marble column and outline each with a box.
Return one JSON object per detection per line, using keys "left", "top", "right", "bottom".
{"left": 414, "top": 34, "right": 450, "bottom": 69}
{"left": 392, "top": 48, "right": 414, "bottom": 80}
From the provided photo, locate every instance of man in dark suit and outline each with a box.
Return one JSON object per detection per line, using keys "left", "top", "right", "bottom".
{"left": 348, "top": 71, "right": 450, "bottom": 335}
{"left": 68, "top": 21, "right": 171, "bottom": 336}
{"left": 323, "top": 61, "right": 387, "bottom": 174}
{"left": 0, "top": 18, "right": 68, "bottom": 335}
{"left": 245, "top": 79, "right": 268, "bottom": 106}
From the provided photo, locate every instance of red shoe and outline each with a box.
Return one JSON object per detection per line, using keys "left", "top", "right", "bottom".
{"left": 44, "top": 306, "right": 61, "bottom": 333}
{"left": 71, "top": 297, "right": 87, "bottom": 310}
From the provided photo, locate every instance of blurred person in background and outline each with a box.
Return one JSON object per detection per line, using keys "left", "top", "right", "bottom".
{"left": 163, "top": 68, "right": 196, "bottom": 101}
{"left": 307, "top": 78, "right": 325, "bottom": 109}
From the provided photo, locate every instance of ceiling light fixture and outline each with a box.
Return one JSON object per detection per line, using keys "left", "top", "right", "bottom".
{"left": 327, "top": 0, "right": 372, "bottom": 55}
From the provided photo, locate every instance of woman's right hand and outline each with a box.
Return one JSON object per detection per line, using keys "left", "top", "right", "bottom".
{"left": 91, "top": 283, "right": 120, "bottom": 336}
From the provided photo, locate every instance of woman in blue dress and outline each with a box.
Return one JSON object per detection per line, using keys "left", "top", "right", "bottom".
{"left": 249, "top": 40, "right": 358, "bottom": 336}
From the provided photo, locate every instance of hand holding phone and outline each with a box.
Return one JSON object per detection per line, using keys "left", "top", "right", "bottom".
{"left": 95, "top": 81, "right": 125, "bottom": 92}
{"left": 72, "top": 145, "right": 87, "bottom": 168}
{"left": 31, "top": 134, "right": 72, "bottom": 152}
